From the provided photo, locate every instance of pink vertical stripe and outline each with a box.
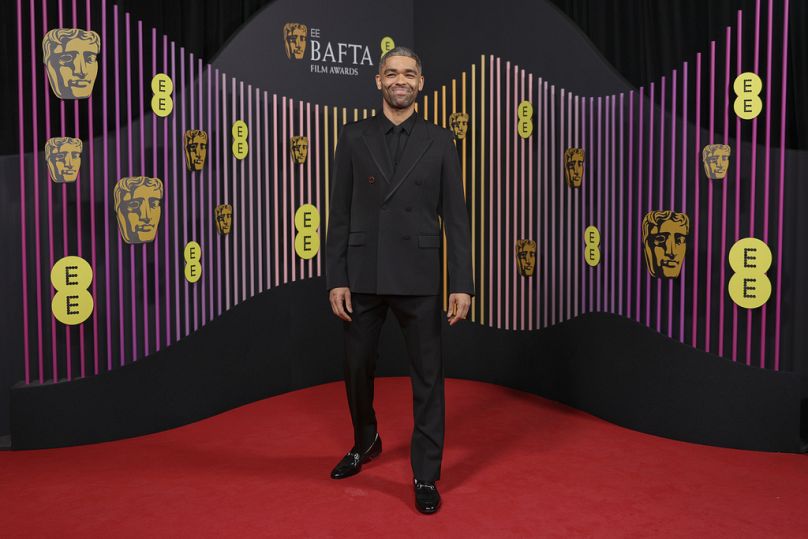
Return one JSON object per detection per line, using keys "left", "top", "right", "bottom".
{"left": 282, "top": 96, "right": 288, "bottom": 286}
{"left": 215, "top": 70, "right": 222, "bottom": 315}
{"left": 103, "top": 0, "right": 112, "bottom": 370}
{"left": 181, "top": 48, "right": 189, "bottom": 337}
{"left": 17, "top": 0, "right": 30, "bottom": 383}
{"left": 307, "top": 101, "right": 313, "bottom": 278}
{"left": 732, "top": 13, "right": 742, "bottom": 362}
{"left": 718, "top": 28, "right": 731, "bottom": 356}
{"left": 505, "top": 61, "right": 510, "bottom": 330}
{"left": 248, "top": 85, "right": 255, "bottom": 298}
{"left": 627, "top": 91, "right": 634, "bottom": 319}
{"left": 189, "top": 55, "right": 197, "bottom": 331}
{"left": 495, "top": 58, "right": 501, "bottom": 328}
{"left": 126, "top": 12, "right": 138, "bottom": 362}
{"left": 680, "top": 62, "right": 689, "bottom": 343}
{"left": 489, "top": 56, "right": 494, "bottom": 326}
{"left": 550, "top": 85, "right": 556, "bottom": 323}
{"left": 610, "top": 95, "right": 616, "bottom": 314}
{"left": 264, "top": 92, "right": 271, "bottom": 288}
{"left": 28, "top": 0, "right": 43, "bottom": 382}
{"left": 315, "top": 102, "right": 321, "bottom": 277}
{"left": 528, "top": 74, "right": 534, "bottom": 328}
{"left": 759, "top": 0, "right": 775, "bottom": 369}
{"left": 705, "top": 42, "right": 716, "bottom": 353}
{"left": 255, "top": 88, "right": 263, "bottom": 293}
{"left": 172, "top": 43, "right": 180, "bottom": 342}
{"left": 273, "top": 94, "right": 279, "bottom": 288}
{"left": 559, "top": 88, "right": 565, "bottom": 322}
{"left": 207, "top": 66, "right": 214, "bottom": 322}
{"left": 618, "top": 93, "right": 625, "bottom": 317}
{"left": 646, "top": 83, "right": 654, "bottom": 327}
{"left": 223, "top": 73, "right": 230, "bottom": 311}
{"left": 162, "top": 36, "right": 171, "bottom": 348}
{"left": 692, "top": 54, "right": 702, "bottom": 349}
{"left": 636, "top": 88, "right": 644, "bottom": 322}
{"left": 520, "top": 71, "right": 526, "bottom": 329}
{"left": 658, "top": 77, "right": 666, "bottom": 333}
{"left": 747, "top": 0, "right": 762, "bottom": 366}
{"left": 152, "top": 28, "right": 161, "bottom": 353}
{"left": 139, "top": 20, "right": 149, "bottom": 357}
{"left": 596, "top": 95, "right": 602, "bottom": 313}
{"left": 669, "top": 70, "right": 678, "bottom": 338}
{"left": 589, "top": 96, "right": 594, "bottom": 315}
{"left": 115, "top": 5, "right": 125, "bottom": 367}
{"left": 602, "top": 95, "right": 609, "bottom": 314}
{"left": 773, "top": 0, "right": 790, "bottom": 370}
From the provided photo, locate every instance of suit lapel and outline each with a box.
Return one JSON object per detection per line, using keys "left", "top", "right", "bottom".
{"left": 383, "top": 116, "right": 432, "bottom": 204}
{"left": 361, "top": 114, "right": 393, "bottom": 184}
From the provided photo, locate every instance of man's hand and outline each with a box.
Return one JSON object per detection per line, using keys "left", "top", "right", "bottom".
{"left": 447, "top": 293, "right": 471, "bottom": 326}
{"left": 329, "top": 287, "right": 353, "bottom": 322}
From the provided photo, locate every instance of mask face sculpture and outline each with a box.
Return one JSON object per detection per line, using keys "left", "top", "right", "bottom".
{"left": 564, "top": 147, "right": 585, "bottom": 188}
{"left": 42, "top": 28, "right": 101, "bottom": 99}
{"left": 702, "top": 144, "right": 731, "bottom": 180}
{"left": 449, "top": 112, "right": 469, "bottom": 140}
{"left": 515, "top": 239, "right": 537, "bottom": 277}
{"left": 45, "top": 137, "right": 83, "bottom": 183}
{"left": 290, "top": 136, "right": 308, "bottom": 164}
{"left": 642, "top": 210, "right": 690, "bottom": 278}
{"left": 184, "top": 130, "right": 208, "bottom": 172}
{"left": 283, "top": 23, "right": 307, "bottom": 60}
{"left": 215, "top": 203, "right": 233, "bottom": 235}
{"left": 114, "top": 176, "right": 163, "bottom": 244}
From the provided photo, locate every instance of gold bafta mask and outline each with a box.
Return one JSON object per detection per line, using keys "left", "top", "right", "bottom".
{"left": 642, "top": 210, "right": 690, "bottom": 278}
{"left": 449, "top": 112, "right": 469, "bottom": 140}
{"left": 283, "top": 23, "right": 307, "bottom": 60}
{"left": 45, "top": 137, "right": 82, "bottom": 183}
{"left": 42, "top": 28, "right": 101, "bottom": 100}
{"left": 184, "top": 130, "right": 208, "bottom": 172}
{"left": 114, "top": 176, "right": 163, "bottom": 244}
{"left": 564, "top": 147, "right": 585, "bottom": 188}
{"left": 290, "top": 136, "right": 308, "bottom": 164}
{"left": 215, "top": 203, "right": 233, "bottom": 235}
{"left": 515, "top": 239, "right": 537, "bottom": 277}
{"left": 702, "top": 144, "right": 731, "bottom": 180}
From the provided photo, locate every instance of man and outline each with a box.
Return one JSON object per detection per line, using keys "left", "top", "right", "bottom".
{"left": 325, "top": 47, "right": 473, "bottom": 515}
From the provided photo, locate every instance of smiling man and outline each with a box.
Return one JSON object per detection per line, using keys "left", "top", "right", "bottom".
{"left": 326, "top": 47, "right": 474, "bottom": 515}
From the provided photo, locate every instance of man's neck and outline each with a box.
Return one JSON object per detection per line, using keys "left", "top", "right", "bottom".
{"left": 382, "top": 102, "right": 416, "bottom": 125}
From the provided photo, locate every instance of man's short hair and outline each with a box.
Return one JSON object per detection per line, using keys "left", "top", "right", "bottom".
{"left": 379, "top": 46, "right": 422, "bottom": 73}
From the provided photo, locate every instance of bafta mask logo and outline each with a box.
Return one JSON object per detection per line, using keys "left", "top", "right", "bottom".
{"left": 215, "top": 203, "right": 233, "bottom": 235}
{"left": 449, "top": 112, "right": 469, "bottom": 140}
{"left": 642, "top": 210, "right": 690, "bottom": 278}
{"left": 564, "top": 147, "right": 585, "bottom": 188}
{"left": 42, "top": 28, "right": 101, "bottom": 100}
{"left": 184, "top": 130, "right": 208, "bottom": 172}
{"left": 702, "top": 144, "right": 731, "bottom": 180}
{"left": 45, "top": 137, "right": 82, "bottom": 183}
{"left": 515, "top": 239, "right": 537, "bottom": 277}
{"left": 290, "top": 136, "right": 308, "bottom": 164}
{"left": 114, "top": 176, "right": 163, "bottom": 244}
{"left": 283, "top": 23, "right": 307, "bottom": 60}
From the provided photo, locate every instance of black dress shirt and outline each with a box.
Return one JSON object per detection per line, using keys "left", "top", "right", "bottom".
{"left": 382, "top": 111, "right": 418, "bottom": 173}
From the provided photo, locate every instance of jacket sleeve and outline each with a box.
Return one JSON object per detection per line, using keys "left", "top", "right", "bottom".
{"left": 439, "top": 131, "right": 475, "bottom": 297}
{"left": 325, "top": 126, "right": 352, "bottom": 291}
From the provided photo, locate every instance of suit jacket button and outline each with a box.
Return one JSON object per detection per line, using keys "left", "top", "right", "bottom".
{"left": 368, "top": 176, "right": 376, "bottom": 184}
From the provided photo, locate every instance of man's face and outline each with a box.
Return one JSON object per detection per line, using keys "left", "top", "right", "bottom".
{"left": 45, "top": 35, "right": 99, "bottom": 99}
{"left": 376, "top": 55, "right": 424, "bottom": 110}
{"left": 184, "top": 132, "right": 208, "bottom": 171}
{"left": 284, "top": 23, "right": 307, "bottom": 60}
{"left": 702, "top": 145, "right": 731, "bottom": 179}
{"left": 215, "top": 204, "right": 233, "bottom": 235}
{"left": 515, "top": 240, "right": 537, "bottom": 277}
{"left": 644, "top": 218, "right": 688, "bottom": 278}
{"left": 47, "top": 139, "right": 82, "bottom": 183}
{"left": 449, "top": 112, "right": 469, "bottom": 140}
{"left": 117, "top": 182, "right": 162, "bottom": 244}
{"left": 564, "top": 149, "right": 585, "bottom": 188}
{"left": 290, "top": 136, "right": 308, "bottom": 164}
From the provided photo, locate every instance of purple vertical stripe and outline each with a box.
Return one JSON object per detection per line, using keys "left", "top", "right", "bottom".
{"left": 627, "top": 91, "right": 634, "bottom": 320}
{"left": 732, "top": 13, "right": 742, "bottom": 362}
{"left": 680, "top": 62, "right": 689, "bottom": 344}
{"left": 496, "top": 58, "right": 501, "bottom": 328}
{"left": 215, "top": 70, "right": 222, "bottom": 315}
{"left": 746, "top": 0, "right": 762, "bottom": 366}
{"left": 181, "top": 48, "right": 189, "bottom": 336}
{"left": 198, "top": 59, "right": 206, "bottom": 326}
{"left": 759, "top": 0, "right": 775, "bottom": 369}
{"left": 550, "top": 85, "right": 556, "bottom": 324}
{"left": 559, "top": 88, "right": 565, "bottom": 323}
{"left": 307, "top": 101, "right": 313, "bottom": 278}
{"left": 264, "top": 92, "right": 271, "bottom": 288}
{"left": 596, "top": 95, "right": 601, "bottom": 313}
{"left": 273, "top": 94, "right": 279, "bottom": 289}
{"left": 115, "top": 5, "right": 125, "bottom": 367}
{"left": 489, "top": 56, "right": 494, "bottom": 327}
{"left": 669, "top": 70, "right": 678, "bottom": 338}
{"left": 31, "top": 0, "right": 45, "bottom": 383}
{"left": 504, "top": 61, "right": 510, "bottom": 330}
{"left": 17, "top": 0, "right": 30, "bottom": 383}
{"left": 773, "top": 0, "right": 790, "bottom": 370}
{"left": 138, "top": 20, "right": 149, "bottom": 357}
{"left": 521, "top": 71, "right": 526, "bottom": 329}
{"left": 248, "top": 85, "right": 255, "bottom": 297}
{"left": 126, "top": 12, "right": 138, "bottom": 362}
{"left": 315, "top": 102, "right": 321, "bottom": 277}
{"left": 589, "top": 96, "right": 594, "bottom": 315}
{"left": 102, "top": 0, "right": 112, "bottom": 371}
{"left": 189, "top": 53, "right": 197, "bottom": 332}
{"left": 645, "top": 83, "right": 654, "bottom": 327}
{"left": 152, "top": 28, "right": 161, "bottom": 353}
{"left": 718, "top": 28, "right": 731, "bottom": 356}
{"left": 172, "top": 43, "right": 180, "bottom": 342}
{"left": 705, "top": 42, "right": 716, "bottom": 353}
{"left": 579, "top": 93, "right": 585, "bottom": 316}
{"left": 602, "top": 95, "right": 609, "bottom": 315}
{"left": 636, "top": 88, "right": 644, "bottom": 322}
{"left": 692, "top": 54, "right": 702, "bottom": 349}
{"left": 618, "top": 93, "right": 625, "bottom": 317}
{"left": 223, "top": 73, "right": 230, "bottom": 311}
{"left": 207, "top": 65, "right": 213, "bottom": 322}
{"left": 282, "top": 95, "right": 288, "bottom": 286}
{"left": 162, "top": 36, "right": 171, "bottom": 349}
{"left": 610, "top": 95, "right": 616, "bottom": 314}
{"left": 657, "top": 77, "right": 665, "bottom": 333}
{"left": 528, "top": 74, "right": 534, "bottom": 328}
{"left": 255, "top": 88, "right": 263, "bottom": 293}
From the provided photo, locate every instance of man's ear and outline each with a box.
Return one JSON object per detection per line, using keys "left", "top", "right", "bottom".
{"left": 375, "top": 73, "right": 382, "bottom": 90}
{"left": 418, "top": 75, "right": 424, "bottom": 91}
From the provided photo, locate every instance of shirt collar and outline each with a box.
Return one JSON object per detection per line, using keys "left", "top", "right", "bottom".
{"left": 382, "top": 110, "right": 418, "bottom": 135}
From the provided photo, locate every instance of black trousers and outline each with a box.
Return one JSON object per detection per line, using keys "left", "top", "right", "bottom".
{"left": 343, "top": 292, "right": 445, "bottom": 482}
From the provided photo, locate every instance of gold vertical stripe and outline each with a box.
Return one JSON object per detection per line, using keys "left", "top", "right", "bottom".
{"left": 371, "top": 109, "right": 376, "bottom": 117}
{"left": 362, "top": 108, "right": 367, "bottom": 119}
{"left": 353, "top": 108, "right": 358, "bottom": 122}
{"left": 324, "top": 106, "right": 330, "bottom": 229}
{"left": 433, "top": 90, "right": 438, "bottom": 124}
{"left": 342, "top": 107, "right": 347, "bottom": 128}
{"left": 480, "top": 55, "right": 486, "bottom": 326}
{"left": 423, "top": 95, "right": 428, "bottom": 121}
{"left": 468, "top": 69, "right": 475, "bottom": 322}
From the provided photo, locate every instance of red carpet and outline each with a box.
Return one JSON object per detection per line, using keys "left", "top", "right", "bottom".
{"left": 1, "top": 377, "right": 806, "bottom": 538}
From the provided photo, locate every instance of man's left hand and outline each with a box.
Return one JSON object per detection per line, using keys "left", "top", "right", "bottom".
{"left": 447, "top": 293, "right": 471, "bottom": 326}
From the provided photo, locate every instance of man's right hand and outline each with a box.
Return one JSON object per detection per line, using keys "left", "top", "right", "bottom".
{"left": 329, "top": 287, "right": 353, "bottom": 322}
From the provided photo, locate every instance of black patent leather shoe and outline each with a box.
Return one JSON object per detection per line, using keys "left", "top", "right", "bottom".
{"left": 414, "top": 478, "right": 441, "bottom": 514}
{"left": 330, "top": 433, "right": 382, "bottom": 479}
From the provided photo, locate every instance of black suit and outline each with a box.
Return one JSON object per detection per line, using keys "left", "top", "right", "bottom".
{"left": 326, "top": 111, "right": 474, "bottom": 481}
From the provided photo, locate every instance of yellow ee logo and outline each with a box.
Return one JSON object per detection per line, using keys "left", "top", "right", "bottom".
{"left": 381, "top": 36, "right": 395, "bottom": 55}
{"left": 151, "top": 73, "right": 174, "bottom": 117}
{"left": 51, "top": 256, "right": 93, "bottom": 325}
{"left": 184, "top": 241, "right": 202, "bottom": 283}
{"left": 584, "top": 225, "right": 601, "bottom": 267}
{"left": 232, "top": 120, "right": 249, "bottom": 160}
{"left": 517, "top": 100, "right": 533, "bottom": 139}
{"left": 294, "top": 204, "right": 320, "bottom": 259}
{"left": 733, "top": 72, "right": 763, "bottom": 120}
{"left": 728, "top": 237, "right": 771, "bottom": 309}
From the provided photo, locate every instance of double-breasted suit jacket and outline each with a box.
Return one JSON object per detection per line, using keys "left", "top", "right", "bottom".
{"left": 326, "top": 112, "right": 474, "bottom": 297}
